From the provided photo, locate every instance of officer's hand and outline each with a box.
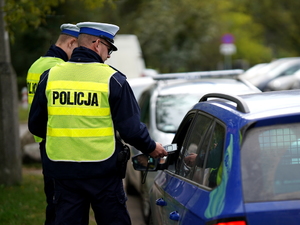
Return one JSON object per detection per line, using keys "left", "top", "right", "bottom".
{"left": 149, "top": 142, "right": 168, "bottom": 159}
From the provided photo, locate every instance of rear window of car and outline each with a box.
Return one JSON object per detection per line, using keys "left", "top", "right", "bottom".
{"left": 241, "top": 123, "right": 300, "bottom": 202}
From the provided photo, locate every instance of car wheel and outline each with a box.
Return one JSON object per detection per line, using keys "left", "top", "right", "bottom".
{"left": 140, "top": 179, "right": 150, "bottom": 223}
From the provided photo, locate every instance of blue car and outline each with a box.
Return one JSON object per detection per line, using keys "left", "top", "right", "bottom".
{"left": 132, "top": 90, "right": 300, "bottom": 225}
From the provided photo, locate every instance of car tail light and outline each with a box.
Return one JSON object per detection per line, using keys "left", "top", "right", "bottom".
{"left": 212, "top": 221, "right": 246, "bottom": 225}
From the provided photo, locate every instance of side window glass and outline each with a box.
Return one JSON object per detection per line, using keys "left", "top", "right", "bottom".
{"left": 192, "top": 122, "right": 225, "bottom": 188}
{"left": 168, "top": 113, "right": 195, "bottom": 173}
{"left": 281, "top": 65, "right": 300, "bottom": 76}
{"left": 177, "top": 113, "right": 212, "bottom": 179}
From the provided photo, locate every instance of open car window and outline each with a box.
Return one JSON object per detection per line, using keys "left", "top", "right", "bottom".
{"left": 175, "top": 112, "right": 212, "bottom": 179}
{"left": 191, "top": 121, "right": 225, "bottom": 188}
{"left": 174, "top": 111, "right": 225, "bottom": 189}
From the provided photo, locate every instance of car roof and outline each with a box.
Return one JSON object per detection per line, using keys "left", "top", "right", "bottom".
{"left": 199, "top": 90, "right": 300, "bottom": 121}
{"left": 240, "top": 90, "right": 300, "bottom": 116}
{"left": 155, "top": 78, "right": 261, "bottom": 96}
{"left": 127, "top": 77, "right": 155, "bottom": 100}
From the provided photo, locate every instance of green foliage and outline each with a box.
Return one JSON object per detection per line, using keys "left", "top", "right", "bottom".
{"left": 241, "top": 0, "right": 300, "bottom": 57}
{"left": 121, "top": 0, "right": 223, "bottom": 72}
{"left": 3, "top": 0, "right": 112, "bottom": 42}
{"left": 4, "top": 0, "right": 64, "bottom": 42}
{"left": 3, "top": 0, "right": 300, "bottom": 87}
{"left": 217, "top": 2, "right": 273, "bottom": 65}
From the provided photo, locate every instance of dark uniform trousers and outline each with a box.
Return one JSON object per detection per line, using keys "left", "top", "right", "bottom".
{"left": 44, "top": 175, "right": 56, "bottom": 225}
{"left": 53, "top": 174, "right": 131, "bottom": 225}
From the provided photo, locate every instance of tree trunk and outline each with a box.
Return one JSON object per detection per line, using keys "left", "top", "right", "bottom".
{"left": 0, "top": 0, "right": 22, "bottom": 185}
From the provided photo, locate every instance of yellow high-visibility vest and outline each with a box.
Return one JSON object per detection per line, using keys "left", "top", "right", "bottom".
{"left": 45, "top": 62, "right": 116, "bottom": 162}
{"left": 27, "top": 57, "right": 65, "bottom": 142}
{"left": 27, "top": 57, "right": 65, "bottom": 107}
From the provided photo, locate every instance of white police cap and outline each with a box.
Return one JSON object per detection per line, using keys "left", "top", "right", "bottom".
{"left": 60, "top": 23, "right": 80, "bottom": 38}
{"left": 76, "top": 22, "right": 119, "bottom": 51}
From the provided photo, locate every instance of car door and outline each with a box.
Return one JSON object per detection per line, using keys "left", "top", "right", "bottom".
{"left": 150, "top": 112, "right": 197, "bottom": 225}
{"left": 177, "top": 118, "right": 226, "bottom": 224}
{"left": 151, "top": 110, "right": 226, "bottom": 224}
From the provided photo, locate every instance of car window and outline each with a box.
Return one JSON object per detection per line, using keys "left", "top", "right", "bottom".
{"left": 156, "top": 94, "right": 200, "bottom": 133}
{"left": 191, "top": 122, "right": 225, "bottom": 188}
{"left": 176, "top": 112, "right": 213, "bottom": 180}
{"left": 241, "top": 123, "right": 300, "bottom": 202}
{"left": 168, "top": 112, "right": 196, "bottom": 172}
{"left": 280, "top": 65, "right": 300, "bottom": 76}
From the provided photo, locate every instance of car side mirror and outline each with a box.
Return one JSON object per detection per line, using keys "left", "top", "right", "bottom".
{"left": 132, "top": 144, "right": 177, "bottom": 184}
{"left": 132, "top": 154, "right": 158, "bottom": 171}
{"left": 132, "top": 143, "right": 177, "bottom": 172}
{"left": 132, "top": 154, "right": 171, "bottom": 171}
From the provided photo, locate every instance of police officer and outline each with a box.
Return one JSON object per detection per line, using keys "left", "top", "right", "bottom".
{"left": 28, "top": 22, "right": 167, "bottom": 225}
{"left": 26, "top": 23, "right": 79, "bottom": 225}
{"left": 27, "top": 23, "right": 79, "bottom": 111}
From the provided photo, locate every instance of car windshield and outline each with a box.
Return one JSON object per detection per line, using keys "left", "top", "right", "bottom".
{"left": 241, "top": 123, "right": 300, "bottom": 202}
{"left": 156, "top": 94, "right": 199, "bottom": 133}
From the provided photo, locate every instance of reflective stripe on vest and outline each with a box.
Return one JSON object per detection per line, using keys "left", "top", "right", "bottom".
{"left": 45, "top": 62, "right": 116, "bottom": 162}
{"left": 27, "top": 57, "right": 65, "bottom": 107}
{"left": 27, "top": 57, "right": 65, "bottom": 143}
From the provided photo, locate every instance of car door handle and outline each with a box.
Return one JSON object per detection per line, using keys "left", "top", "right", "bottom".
{"left": 156, "top": 198, "right": 167, "bottom": 206}
{"left": 169, "top": 211, "right": 180, "bottom": 221}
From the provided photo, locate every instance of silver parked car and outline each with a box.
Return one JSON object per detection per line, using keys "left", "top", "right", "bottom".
{"left": 264, "top": 68, "right": 300, "bottom": 91}
{"left": 125, "top": 72, "right": 261, "bottom": 222}
{"left": 240, "top": 57, "right": 300, "bottom": 91}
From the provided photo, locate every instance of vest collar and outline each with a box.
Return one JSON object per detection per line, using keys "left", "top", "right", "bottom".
{"left": 70, "top": 46, "right": 104, "bottom": 63}
{"left": 44, "top": 45, "right": 68, "bottom": 62}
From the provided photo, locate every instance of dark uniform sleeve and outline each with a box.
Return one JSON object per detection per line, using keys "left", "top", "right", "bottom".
{"left": 109, "top": 73, "right": 156, "bottom": 154}
{"left": 28, "top": 71, "right": 49, "bottom": 139}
